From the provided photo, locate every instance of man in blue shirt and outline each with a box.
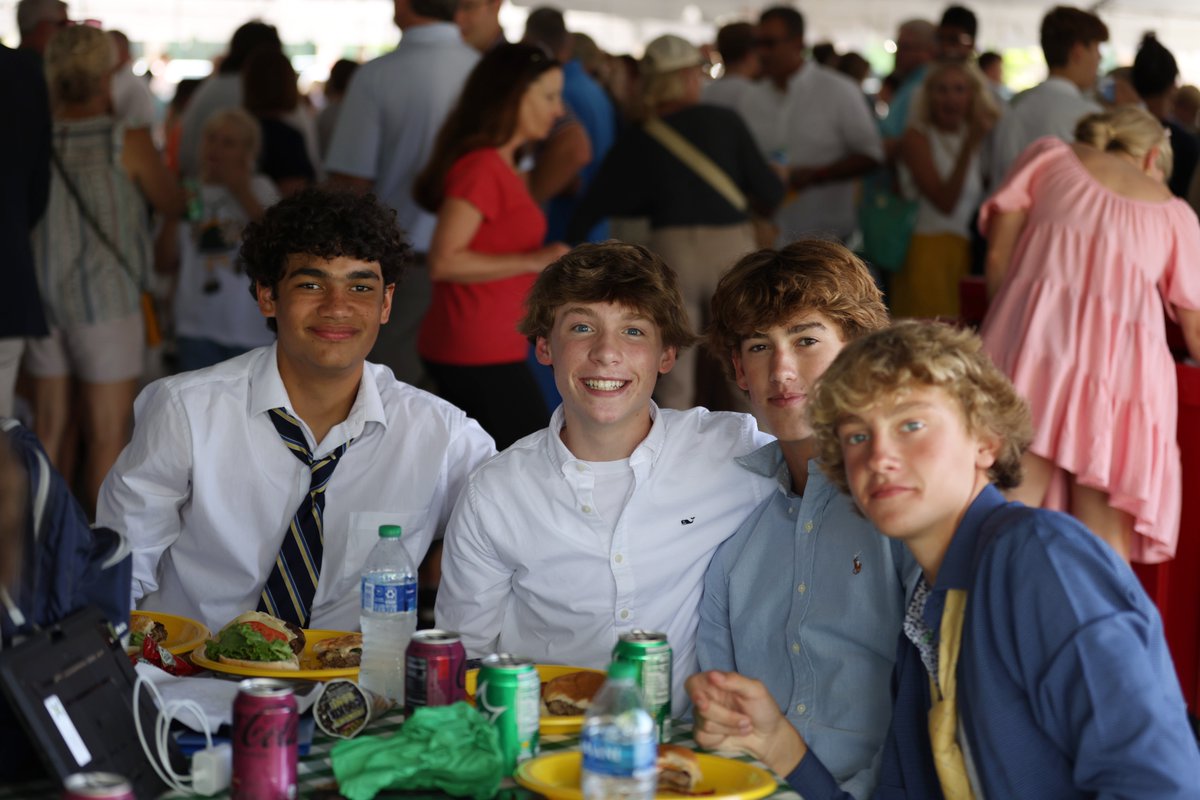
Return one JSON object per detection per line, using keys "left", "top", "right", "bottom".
{"left": 688, "top": 321, "right": 1200, "bottom": 798}
{"left": 696, "top": 241, "right": 917, "bottom": 798}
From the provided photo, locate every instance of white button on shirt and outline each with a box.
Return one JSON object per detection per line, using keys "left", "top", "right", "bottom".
{"left": 97, "top": 345, "right": 496, "bottom": 633}
{"left": 436, "top": 404, "right": 774, "bottom": 713}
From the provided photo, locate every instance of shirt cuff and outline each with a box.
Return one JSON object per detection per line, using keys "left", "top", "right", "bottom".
{"left": 785, "top": 750, "right": 845, "bottom": 800}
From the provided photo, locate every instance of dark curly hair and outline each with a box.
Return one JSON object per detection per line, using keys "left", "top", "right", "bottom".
{"left": 238, "top": 188, "right": 410, "bottom": 330}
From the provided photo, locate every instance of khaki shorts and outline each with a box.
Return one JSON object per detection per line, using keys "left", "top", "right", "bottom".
{"left": 24, "top": 314, "right": 144, "bottom": 383}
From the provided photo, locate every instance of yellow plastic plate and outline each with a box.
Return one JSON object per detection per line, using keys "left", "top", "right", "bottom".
{"left": 515, "top": 751, "right": 779, "bottom": 800}
{"left": 127, "top": 610, "right": 210, "bottom": 656}
{"left": 465, "top": 664, "right": 606, "bottom": 735}
{"left": 191, "top": 629, "right": 359, "bottom": 681}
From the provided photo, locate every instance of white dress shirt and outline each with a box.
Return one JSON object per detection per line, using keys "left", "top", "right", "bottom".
{"left": 435, "top": 404, "right": 775, "bottom": 712}
{"left": 324, "top": 23, "right": 478, "bottom": 253}
{"left": 97, "top": 345, "right": 496, "bottom": 633}
{"left": 740, "top": 63, "right": 884, "bottom": 242}
{"left": 989, "top": 76, "right": 1101, "bottom": 185}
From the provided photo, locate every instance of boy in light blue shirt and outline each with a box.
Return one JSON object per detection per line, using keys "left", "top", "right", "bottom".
{"left": 696, "top": 241, "right": 917, "bottom": 798}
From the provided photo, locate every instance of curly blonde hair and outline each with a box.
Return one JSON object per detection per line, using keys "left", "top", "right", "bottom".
{"left": 809, "top": 321, "right": 1032, "bottom": 494}
{"left": 44, "top": 25, "right": 116, "bottom": 107}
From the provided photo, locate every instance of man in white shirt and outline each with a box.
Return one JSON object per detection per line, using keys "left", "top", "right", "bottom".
{"left": 989, "top": 6, "right": 1108, "bottom": 184}
{"left": 108, "top": 30, "right": 156, "bottom": 131}
{"left": 435, "top": 242, "right": 775, "bottom": 712}
{"left": 740, "top": 6, "right": 883, "bottom": 244}
{"left": 326, "top": 0, "right": 478, "bottom": 390}
{"left": 97, "top": 189, "right": 496, "bottom": 633}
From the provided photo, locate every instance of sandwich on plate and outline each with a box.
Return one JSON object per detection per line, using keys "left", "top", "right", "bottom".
{"left": 198, "top": 611, "right": 306, "bottom": 670}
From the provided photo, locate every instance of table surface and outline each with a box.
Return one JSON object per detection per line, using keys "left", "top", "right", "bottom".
{"left": 0, "top": 704, "right": 802, "bottom": 799}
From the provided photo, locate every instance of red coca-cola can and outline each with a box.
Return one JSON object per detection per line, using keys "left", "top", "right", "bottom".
{"left": 405, "top": 629, "right": 467, "bottom": 713}
{"left": 232, "top": 678, "right": 298, "bottom": 800}
{"left": 62, "top": 772, "right": 135, "bottom": 800}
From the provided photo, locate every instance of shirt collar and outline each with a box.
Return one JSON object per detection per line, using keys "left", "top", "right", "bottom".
{"left": 248, "top": 345, "right": 388, "bottom": 445}
{"left": 933, "top": 483, "right": 1008, "bottom": 591}
{"left": 737, "top": 441, "right": 830, "bottom": 498}
{"left": 736, "top": 440, "right": 789, "bottom": 487}
{"left": 546, "top": 401, "right": 666, "bottom": 473}
{"left": 399, "top": 21, "right": 464, "bottom": 46}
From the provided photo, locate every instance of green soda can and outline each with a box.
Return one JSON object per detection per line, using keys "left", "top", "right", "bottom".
{"left": 476, "top": 654, "right": 540, "bottom": 772}
{"left": 612, "top": 630, "right": 672, "bottom": 742}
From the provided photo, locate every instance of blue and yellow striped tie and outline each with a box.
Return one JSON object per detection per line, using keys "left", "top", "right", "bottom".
{"left": 257, "top": 407, "right": 352, "bottom": 628}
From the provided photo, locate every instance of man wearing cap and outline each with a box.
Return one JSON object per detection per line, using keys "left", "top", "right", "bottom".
{"left": 740, "top": 6, "right": 882, "bottom": 244}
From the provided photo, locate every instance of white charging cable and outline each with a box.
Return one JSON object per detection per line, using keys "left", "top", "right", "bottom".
{"left": 133, "top": 673, "right": 226, "bottom": 795}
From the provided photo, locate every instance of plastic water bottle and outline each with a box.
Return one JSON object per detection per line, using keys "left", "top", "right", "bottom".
{"left": 580, "top": 661, "right": 657, "bottom": 800}
{"left": 358, "top": 524, "right": 417, "bottom": 704}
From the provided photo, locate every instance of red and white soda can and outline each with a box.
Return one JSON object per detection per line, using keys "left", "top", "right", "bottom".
{"left": 61, "top": 772, "right": 135, "bottom": 800}
{"left": 405, "top": 629, "right": 467, "bottom": 714}
{"left": 232, "top": 678, "right": 298, "bottom": 800}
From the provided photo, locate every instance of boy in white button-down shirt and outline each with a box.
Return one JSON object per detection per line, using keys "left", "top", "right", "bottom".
{"left": 435, "top": 241, "right": 775, "bottom": 712}
{"left": 98, "top": 189, "right": 496, "bottom": 633}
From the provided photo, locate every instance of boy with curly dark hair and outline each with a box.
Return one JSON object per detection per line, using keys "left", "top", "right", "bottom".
{"left": 98, "top": 188, "right": 496, "bottom": 633}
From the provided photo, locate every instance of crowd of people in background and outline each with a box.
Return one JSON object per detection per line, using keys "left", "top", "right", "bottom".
{"left": 3, "top": 0, "right": 1198, "bottom": 565}
{"left": 4, "top": 0, "right": 1200, "bottom": 795}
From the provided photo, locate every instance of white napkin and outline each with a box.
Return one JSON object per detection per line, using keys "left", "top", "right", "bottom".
{"left": 134, "top": 663, "right": 323, "bottom": 732}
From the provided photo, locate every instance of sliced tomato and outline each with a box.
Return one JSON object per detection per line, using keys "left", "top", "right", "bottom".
{"left": 244, "top": 621, "right": 288, "bottom": 642}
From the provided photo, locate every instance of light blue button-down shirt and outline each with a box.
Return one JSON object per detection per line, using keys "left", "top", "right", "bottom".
{"left": 697, "top": 441, "right": 919, "bottom": 799}
{"left": 324, "top": 23, "right": 478, "bottom": 252}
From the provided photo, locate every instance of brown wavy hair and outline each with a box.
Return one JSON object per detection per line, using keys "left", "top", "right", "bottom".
{"left": 809, "top": 320, "right": 1032, "bottom": 494}
{"left": 707, "top": 239, "right": 888, "bottom": 381}
{"left": 519, "top": 241, "right": 697, "bottom": 352}
{"left": 414, "top": 43, "right": 559, "bottom": 213}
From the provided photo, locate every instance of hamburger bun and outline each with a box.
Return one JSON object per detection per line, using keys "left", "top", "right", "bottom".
{"left": 542, "top": 670, "right": 607, "bottom": 716}
{"left": 313, "top": 633, "right": 363, "bottom": 669}
{"left": 657, "top": 744, "right": 705, "bottom": 794}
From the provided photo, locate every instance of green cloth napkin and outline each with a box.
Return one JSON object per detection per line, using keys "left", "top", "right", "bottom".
{"left": 331, "top": 702, "right": 504, "bottom": 800}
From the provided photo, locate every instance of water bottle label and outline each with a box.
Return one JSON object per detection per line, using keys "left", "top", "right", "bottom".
{"left": 361, "top": 577, "right": 417, "bottom": 613}
{"left": 580, "top": 729, "right": 656, "bottom": 777}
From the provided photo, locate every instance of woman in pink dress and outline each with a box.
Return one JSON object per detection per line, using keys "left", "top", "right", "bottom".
{"left": 980, "top": 107, "right": 1200, "bottom": 563}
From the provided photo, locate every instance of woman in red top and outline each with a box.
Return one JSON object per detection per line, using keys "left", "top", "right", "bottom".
{"left": 415, "top": 43, "right": 569, "bottom": 449}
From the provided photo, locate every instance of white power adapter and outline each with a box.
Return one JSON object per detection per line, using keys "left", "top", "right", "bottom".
{"left": 191, "top": 743, "right": 232, "bottom": 796}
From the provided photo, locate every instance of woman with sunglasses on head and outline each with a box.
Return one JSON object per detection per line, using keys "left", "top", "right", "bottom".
{"left": 414, "top": 43, "right": 570, "bottom": 450}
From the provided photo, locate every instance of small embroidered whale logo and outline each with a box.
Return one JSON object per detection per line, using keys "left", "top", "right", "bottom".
{"left": 681, "top": 517, "right": 695, "bottom": 525}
